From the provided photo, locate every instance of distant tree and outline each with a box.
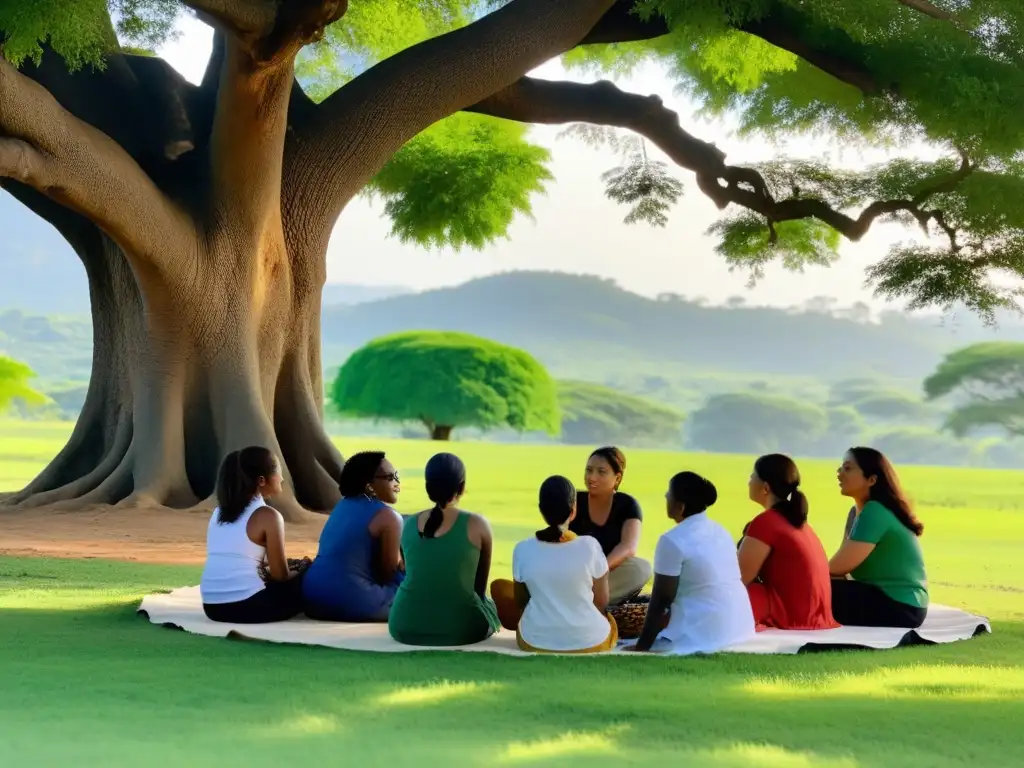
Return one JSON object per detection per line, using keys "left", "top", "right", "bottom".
{"left": 725, "top": 296, "right": 747, "bottom": 309}
{"left": 814, "top": 406, "right": 867, "bottom": 458}
{"left": 850, "top": 391, "right": 934, "bottom": 423}
{"left": 872, "top": 427, "right": 973, "bottom": 467}
{"left": 924, "top": 342, "right": 1024, "bottom": 437}
{"left": 331, "top": 332, "right": 559, "bottom": 441}
{"left": 0, "top": 356, "right": 48, "bottom": 412}
{"left": 558, "top": 380, "right": 684, "bottom": 447}
{"left": 687, "top": 393, "right": 827, "bottom": 456}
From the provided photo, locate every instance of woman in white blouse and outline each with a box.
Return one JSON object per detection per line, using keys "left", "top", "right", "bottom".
{"left": 625, "top": 471, "right": 754, "bottom": 654}
{"left": 491, "top": 475, "right": 618, "bottom": 653}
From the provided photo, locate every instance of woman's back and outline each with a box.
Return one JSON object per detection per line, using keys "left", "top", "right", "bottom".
{"left": 656, "top": 513, "right": 754, "bottom": 653}
{"left": 746, "top": 509, "right": 837, "bottom": 629}
{"left": 389, "top": 511, "right": 498, "bottom": 645}
{"left": 513, "top": 536, "right": 609, "bottom": 651}
{"left": 200, "top": 496, "right": 267, "bottom": 605}
{"left": 303, "top": 496, "right": 400, "bottom": 620}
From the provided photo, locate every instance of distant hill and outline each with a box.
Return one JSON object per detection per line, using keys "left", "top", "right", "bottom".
{"left": 320, "top": 271, "right": 1024, "bottom": 384}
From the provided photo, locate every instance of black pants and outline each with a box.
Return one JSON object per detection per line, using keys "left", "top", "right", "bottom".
{"left": 831, "top": 579, "right": 926, "bottom": 629}
{"left": 203, "top": 575, "right": 304, "bottom": 624}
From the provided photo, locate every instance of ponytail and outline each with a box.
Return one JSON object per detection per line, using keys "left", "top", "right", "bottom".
{"left": 536, "top": 475, "right": 576, "bottom": 542}
{"left": 753, "top": 454, "right": 808, "bottom": 529}
{"left": 774, "top": 487, "right": 809, "bottom": 528}
{"left": 422, "top": 504, "right": 445, "bottom": 539}
{"left": 216, "top": 446, "right": 276, "bottom": 524}
{"left": 422, "top": 452, "right": 467, "bottom": 539}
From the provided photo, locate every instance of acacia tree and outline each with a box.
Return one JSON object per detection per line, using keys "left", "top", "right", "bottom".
{"left": 332, "top": 331, "right": 559, "bottom": 440}
{"left": 1, "top": 1, "right": 1022, "bottom": 519}
{"left": 924, "top": 342, "right": 1024, "bottom": 437}
{"left": 0, "top": 356, "right": 47, "bottom": 411}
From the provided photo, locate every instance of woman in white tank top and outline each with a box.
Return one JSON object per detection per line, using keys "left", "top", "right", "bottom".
{"left": 200, "top": 447, "right": 305, "bottom": 624}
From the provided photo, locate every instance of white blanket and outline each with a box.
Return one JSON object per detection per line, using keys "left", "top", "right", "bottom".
{"left": 138, "top": 586, "right": 990, "bottom": 656}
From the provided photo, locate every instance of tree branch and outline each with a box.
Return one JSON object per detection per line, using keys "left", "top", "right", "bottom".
{"left": 0, "top": 55, "right": 192, "bottom": 270}
{"left": 577, "top": 0, "right": 670, "bottom": 45}
{"left": 894, "top": 0, "right": 954, "bottom": 22}
{"left": 296, "top": 0, "right": 617, "bottom": 220}
{"left": 183, "top": 0, "right": 279, "bottom": 40}
{"left": 184, "top": 0, "right": 347, "bottom": 64}
{"left": 468, "top": 77, "right": 973, "bottom": 246}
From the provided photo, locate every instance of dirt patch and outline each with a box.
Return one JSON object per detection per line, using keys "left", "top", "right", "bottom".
{"left": 0, "top": 503, "right": 326, "bottom": 565}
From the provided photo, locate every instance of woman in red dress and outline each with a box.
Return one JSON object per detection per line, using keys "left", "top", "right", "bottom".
{"left": 738, "top": 454, "right": 839, "bottom": 630}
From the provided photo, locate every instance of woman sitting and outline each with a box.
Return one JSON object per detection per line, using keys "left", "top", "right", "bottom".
{"left": 569, "top": 446, "right": 652, "bottom": 604}
{"left": 626, "top": 472, "right": 754, "bottom": 654}
{"left": 200, "top": 447, "right": 304, "bottom": 624}
{"left": 738, "top": 454, "right": 839, "bottom": 630}
{"left": 301, "top": 451, "right": 404, "bottom": 622}
{"left": 829, "top": 447, "right": 928, "bottom": 628}
{"left": 490, "top": 476, "right": 617, "bottom": 653}
{"left": 388, "top": 453, "right": 500, "bottom": 646}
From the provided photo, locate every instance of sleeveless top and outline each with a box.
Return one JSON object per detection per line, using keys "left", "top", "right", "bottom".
{"left": 302, "top": 495, "right": 405, "bottom": 620}
{"left": 388, "top": 511, "right": 500, "bottom": 646}
{"left": 200, "top": 495, "right": 268, "bottom": 605}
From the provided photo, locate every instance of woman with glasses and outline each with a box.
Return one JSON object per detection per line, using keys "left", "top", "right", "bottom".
{"left": 301, "top": 451, "right": 406, "bottom": 622}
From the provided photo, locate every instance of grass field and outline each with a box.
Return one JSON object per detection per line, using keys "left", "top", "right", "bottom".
{"left": 2, "top": 420, "right": 1023, "bottom": 766}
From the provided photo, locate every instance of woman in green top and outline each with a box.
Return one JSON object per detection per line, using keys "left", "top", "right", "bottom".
{"left": 388, "top": 453, "right": 500, "bottom": 646}
{"left": 829, "top": 447, "right": 928, "bottom": 628}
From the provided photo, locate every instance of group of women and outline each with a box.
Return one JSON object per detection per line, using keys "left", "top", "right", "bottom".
{"left": 198, "top": 443, "right": 929, "bottom": 655}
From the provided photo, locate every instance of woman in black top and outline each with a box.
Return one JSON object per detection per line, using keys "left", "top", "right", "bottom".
{"left": 569, "top": 446, "right": 652, "bottom": 604}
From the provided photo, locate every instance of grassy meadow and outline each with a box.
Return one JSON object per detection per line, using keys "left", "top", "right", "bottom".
{"left": 1, "top": 420, "right": 1023, "bottom": 766}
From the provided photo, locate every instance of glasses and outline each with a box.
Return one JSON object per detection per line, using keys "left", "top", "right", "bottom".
{"left": 375, "top": 471, "right": 400, "bottom": 483}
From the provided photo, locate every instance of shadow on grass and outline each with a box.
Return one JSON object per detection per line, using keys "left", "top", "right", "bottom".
{"left": 1, "top": 598, "right": 1023, "bottom": 766}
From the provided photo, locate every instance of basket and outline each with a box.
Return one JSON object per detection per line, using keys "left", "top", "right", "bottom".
{"left": 258, "top": 556, "right": 312, "bottom": 583}
{"left": 608, "top": 593, "right": 667, "bottom": 639}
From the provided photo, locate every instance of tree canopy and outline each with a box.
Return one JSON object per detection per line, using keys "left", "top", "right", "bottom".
{"left": 557, "top": 379, "right": 684, "bottom": 447}
{"left": 331, "top": 331, "right": 560, "bottom": 440}
{"left": 687, "top": 391, "right": 827, "bottom": 455}
{"left": 924, "top": 341, "right": 1024, "bottom": 436}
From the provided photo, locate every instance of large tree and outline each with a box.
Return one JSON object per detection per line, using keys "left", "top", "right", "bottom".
{"left": 1, "top": 1, "right": 1021, "bottom": 518}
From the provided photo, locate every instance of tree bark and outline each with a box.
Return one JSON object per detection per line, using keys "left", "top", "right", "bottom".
{"left": 431, "top": 425, "right": 454, "bottom": 442}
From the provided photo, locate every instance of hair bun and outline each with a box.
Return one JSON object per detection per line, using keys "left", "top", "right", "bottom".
{"left": 701, "top": 477, "right": 718, "bottom": 508}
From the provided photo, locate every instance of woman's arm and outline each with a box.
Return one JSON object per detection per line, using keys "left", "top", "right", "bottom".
{"left": 252, "top": 507, "right": 293, "bottom": 582}
{"left": 369, "top": 507, "right": 404, "bottom": 584}
{"left": 592, "top": 572, "right": 610, "bottom": 613}
{"left": 470, "top": 514, "right": 494, "bottom": 598}
{"left": 627, "top": 573, "right": 678, "bottom": 652}
{"left": 606, "top": 518, "right": 641, "bottom": 570}
{"left": 829, "top": 540, "right": 876, "bottom": 577}
{"left": 737, "top": 536, "right": 772, "bottom": 585}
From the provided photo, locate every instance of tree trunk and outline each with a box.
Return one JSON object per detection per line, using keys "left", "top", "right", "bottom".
{"left": 6, "top": 230, "right": 343, "bottom": 522}
{"left": 431, "top": 425, "right": 454, "bottom": 441}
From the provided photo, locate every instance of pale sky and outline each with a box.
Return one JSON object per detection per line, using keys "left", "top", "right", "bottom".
{"left": 157, "top": 16, "right": 940, "bottom": 310}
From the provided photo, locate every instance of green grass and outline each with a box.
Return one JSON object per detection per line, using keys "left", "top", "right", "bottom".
{"left": 2, "top": 421, "right": 1023, "bottom": 766}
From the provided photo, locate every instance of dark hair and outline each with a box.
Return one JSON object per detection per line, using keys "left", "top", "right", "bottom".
{"left": 422, "top": 452, "right": 466, "bottom": 538}
{"left": 668, "top": 471, "right": 718, "bottom": 516}
{"left": 536, "top": 475, "right": 576, "bottom": 543}
{"left": 848, "top": 446, "right": 924, "bottom": 536}
{"left": 216, "top": 446, "right": 277, "bottom": 524}
{"left": 589, "top": 446, "right": 627, "bottom": 489}
{"left": 754, "top": 453, "right": 809, "bottom": 528}
{"left": 338, "top": 451, "right": 386, "bottom": 498}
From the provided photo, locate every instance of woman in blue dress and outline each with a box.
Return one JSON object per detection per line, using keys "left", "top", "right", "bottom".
{"left": 302, "top": 451, "right": 405, "bottom": 622}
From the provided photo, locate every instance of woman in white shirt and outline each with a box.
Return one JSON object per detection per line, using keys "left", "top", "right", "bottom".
{"left": 200, "top": 447, "right": 304, "bottom": 624}
{"left": 490, "top": 476, "right": 618, "bottom": 653}
{"left": 625, "top": 471, "right": 755, "bottom": 654}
